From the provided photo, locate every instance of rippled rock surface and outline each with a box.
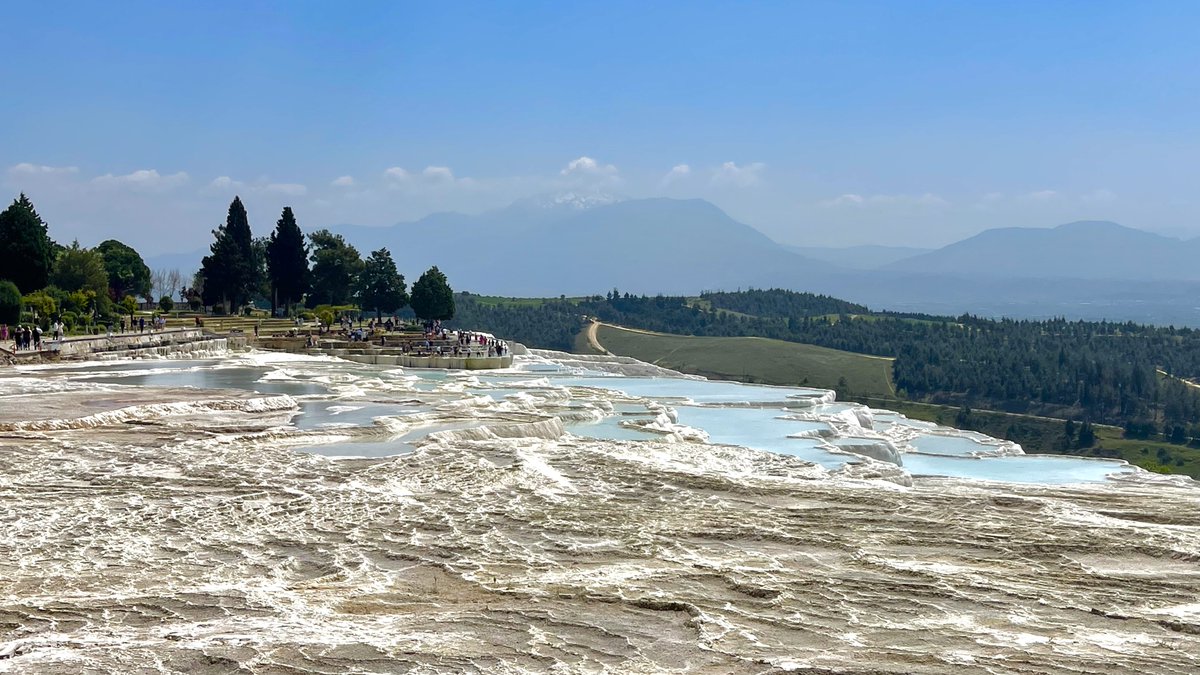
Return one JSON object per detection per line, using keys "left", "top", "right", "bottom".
{"left": 0, "top": 351, "right": 1197, "bottom": 673}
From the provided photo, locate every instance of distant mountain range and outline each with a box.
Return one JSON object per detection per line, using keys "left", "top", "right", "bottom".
{"left": 145, "top": 195, "right": 1200, "bottom": 326}
{"left": 334, "top": 196, "right": 835, "bottom": 297}
{"left": 885, "top": 220, "right": 1200, "bottom": 281}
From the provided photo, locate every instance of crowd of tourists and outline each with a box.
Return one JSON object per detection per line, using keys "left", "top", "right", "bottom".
{"left": 3, "top": 314, "right": 173, "bottom": 355}
{"left": 2, "top": 324, "right": 43, "bottom": 351}
{"left": 298, "top": 315, "right": 509, "bottom": 358}
{"left": 2, "top": 321, "right": 69, "bottom": 352}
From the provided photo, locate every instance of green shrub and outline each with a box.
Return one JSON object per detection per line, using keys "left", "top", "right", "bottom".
{"left": 0, "top": 280, "right": 19, "bottom": 325}
{"left": 22, "top": 291, "right": 58, "bottom": 320}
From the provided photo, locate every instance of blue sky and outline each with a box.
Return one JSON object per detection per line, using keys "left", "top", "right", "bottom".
{"left": 2, "top": 1, "right": 1198, "bottom": 255}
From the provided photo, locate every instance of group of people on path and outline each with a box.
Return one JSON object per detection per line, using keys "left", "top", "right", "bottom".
{"left": 116, "top": 316, "right": 166, "bottom": 333}
{"left": 3, "top": 315, "right": 172, "bottom": 355}
{"left": 456, "top": 330, "right": 509, "bottom": 357}
{"left": 2, "top": 324, "right": 44, "bottom": 351}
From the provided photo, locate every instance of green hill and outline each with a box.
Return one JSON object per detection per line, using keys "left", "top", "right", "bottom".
{"left": 594, "top": 324, "right": 894, "bottom": 397}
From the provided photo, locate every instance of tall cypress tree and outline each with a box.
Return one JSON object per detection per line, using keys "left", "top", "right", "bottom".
{"left": 266, "top": 207, "right": 309, "bottom": 315}
{"left": 0, "top": 193, "right": 53, "bottom": 293}
{"left": 199, "top": 196, "right": 257, "bottom": 312}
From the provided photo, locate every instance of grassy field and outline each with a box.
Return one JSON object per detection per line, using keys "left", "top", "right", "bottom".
{"left": 466, "top": 295, "right": 586, "bottom": 308}
{"left": 594, "top": 324, "right": 895, "bottom": 397}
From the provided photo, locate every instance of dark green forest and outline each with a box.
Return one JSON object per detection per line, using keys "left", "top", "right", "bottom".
{"left": 451, "top": 288, "right": 1200, "bottom": 439}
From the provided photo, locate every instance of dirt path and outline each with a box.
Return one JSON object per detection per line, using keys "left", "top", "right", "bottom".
{"left": 585, "top": 320, "right": 610, "bottom": 355}
{"left": 1158, "top": 368, "right": 1200, "bottom": 390}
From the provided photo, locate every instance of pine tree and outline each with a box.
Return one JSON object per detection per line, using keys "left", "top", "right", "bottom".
{"left": 357, "top": 248, "right": 407, "bottom": 319}
{"left": 266, "top": 207, "right": 309, "bottom": 315}
{"left": 0, "top": 193, "right": 54, "bottom": 293}
{"left": 199, "top": 197, "right": 257, "bottom": 313}
{"left": 410, "top": 266, "right": 455, "bottom": 321}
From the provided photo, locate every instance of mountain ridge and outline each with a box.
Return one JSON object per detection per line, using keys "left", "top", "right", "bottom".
{"left": 885, "top": 219, "right": 1200, "bottom": 281}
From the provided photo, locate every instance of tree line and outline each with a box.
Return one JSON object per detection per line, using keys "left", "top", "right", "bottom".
{"left": 0, "top": 193, "right": 456, "bottom": 333}
{"left": 195, "top": 196, "right": 456, "bottom": 322}
{"left": 451, "top": 289, "right": 1200, "bottom": 441}
{"left": 0, "top": 194, "right": 165, "bottom": 331}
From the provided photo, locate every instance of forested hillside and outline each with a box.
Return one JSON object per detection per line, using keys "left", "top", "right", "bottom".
{"left": 700, "top": 289, "right": 869, "bottom": 317}
{"left": 451, "top": 289, "right": 1200, "bottom": 440}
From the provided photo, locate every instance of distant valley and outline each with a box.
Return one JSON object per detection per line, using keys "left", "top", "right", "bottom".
{"left": 150, "top": 195, "right": 1200, "bottom": 327}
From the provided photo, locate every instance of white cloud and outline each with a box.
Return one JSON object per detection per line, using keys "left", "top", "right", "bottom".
{"left": 711, "top": 161, "right": 765, "bottom": 187}
{"left": 1024, "top": 189, "right": 1058, "bottom": 201}
{"left": 92, "top": 169, "right": 189, "bottom": 191}
{"left": 264, "top": 182, "right": 308, "bottom": 197}
{"left": 660, "top": 163, "right": 691, "bottom": 186}
{"left": 383, "top": 166, "right": 411, "bottom": 183}
{"left": 331, "top": 175, "right": 355, "bottom": 187}
{"left": 207, "top": 176, "right": 306, "bottom": 197}
{"left": 383, "top": 165, "right": 468, "bottom": 189}
{"left": 561, "top": 156, "right": 618, "bottom": 177}
{"left": 8, "top": 163, "right": 79, "bottom": 176}
{"left": 822, "top": 192, "right": 947, "bottom": 208}
{"left": 422, "top": 166, "right": 456, "bottom": 182}
{"left": 823, "top": 193, "right": 865, "bottom": 207}
{"left": 209, "top": 176, "right": 245, "bottom": 191}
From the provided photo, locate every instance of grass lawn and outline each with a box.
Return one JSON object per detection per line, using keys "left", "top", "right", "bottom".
{"left": 593, "top": 323, "right": 895, "bottom": 397}
{"left": 1088, "top": 430, "right": 1200, "bottom": 478}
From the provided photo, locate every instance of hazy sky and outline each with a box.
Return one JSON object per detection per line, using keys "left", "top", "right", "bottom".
{"left": 3, "top": 1, "right": 1198, "bottom": 255}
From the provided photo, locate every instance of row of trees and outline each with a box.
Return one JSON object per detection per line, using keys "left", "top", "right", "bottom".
{"left": 0, "top": 192, "right": 457, "bottom": 331}
{"left": 196, "top": 197, "right": 455, "bottom": 320}
{"left": 452, "top": 290, "right": 1200, "bottom": 440}
{"left": 0, "top": 194, "right": 172, "bottom": 329}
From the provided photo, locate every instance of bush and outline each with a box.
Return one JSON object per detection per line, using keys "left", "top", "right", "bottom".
{"left": 60, "top": 311, "right": 78, "bottom": 331}
{"left": 62, "top": 290, "right": 92, "bottom": 315}
{"left": 159, "top": 295, "right": 174, "bottom": 313}
{"left": 0, "top": 280, "right": 19, "bottom": 325}
{"left": 119, "top": 295, "right": 138, "bottom": 318}
{"left": 22, "top": 290, "right": 58, "bottom": 320}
